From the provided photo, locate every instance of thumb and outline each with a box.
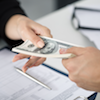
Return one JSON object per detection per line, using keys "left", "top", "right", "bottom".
{"left": 60, "top": 47, "right": 85, "bottom": 56}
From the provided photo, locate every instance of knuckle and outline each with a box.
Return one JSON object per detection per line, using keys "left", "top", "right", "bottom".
{"left": 46, "top": 28, "right": 51, "bottom": 33}
{"left": 76, "top": 83, "right": 81, "bottom": 88}
{"left": 86, "top": 47, "right": 95, "bottom": 52}
{"left": 62, "top": 59, "right": 69, "bottom": 69}
{"left": 85, "top": 47, "right": 97, "bottom": 57}
{"left": 20, "top": 27, "right": 27, "bottom": 34}
{"left": 62, "top": 59, "right": 74, "bottom": 72}
{"left": 69, "top": 75, "right": 76, "bottom": 82}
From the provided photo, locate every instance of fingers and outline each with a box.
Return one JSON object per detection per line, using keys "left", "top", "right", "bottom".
{"left": 26, "top": 20, "right": 52, "bottom": 48}
{"left": 30, "top": 21, "right": 52, "bottom": 38}
{"left": 20, "top": 27, "right": 45, "bottom": 48}
{"left": 22, "top": 56, "right": 40, "bottom": 72}
{"left": 31, "top": 57, "right": 46, "bottom": 66}
{"left": 12, "top": 53, "right": 30, "bottom": 62}
{"left": 60, "top": 47, "right": 85, "bottom": 72}
{"left": 17, "top": 16, "right": 52, "bottom": 48}
{"left": 28, "top": 21, "right": 52, "bottom": 48}
{"left": 59, "top": 48, "right": 67, "bottom": 54}
{"left": 26, "top": 28, "right": 45, "bottom": 48}
{"left": 22, "top": 57, "right": 46, "bottom": 73}
{"left": 62, "top": 58, "right": 76, "bottom": 72}
{"left": 60, "top": 47, "right": 85, "bottom": 56}
{"left": 13, "top": 53, "right": 46, "bottom": 73}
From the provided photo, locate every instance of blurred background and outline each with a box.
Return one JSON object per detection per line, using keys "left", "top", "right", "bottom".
{"left": 18, "top": 0, "right": 79, "bottom": 20}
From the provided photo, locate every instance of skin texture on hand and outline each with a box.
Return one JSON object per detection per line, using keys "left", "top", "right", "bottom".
{"left": 60, "top": 47, "right": 100, "bottom": 92}
{"left": 5, "top": 14, "right": 52, "bottom": 72}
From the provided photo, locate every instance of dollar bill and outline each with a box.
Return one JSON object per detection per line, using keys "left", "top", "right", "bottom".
{"left": 12, "top": 36, "right": 81, "bottom": 58}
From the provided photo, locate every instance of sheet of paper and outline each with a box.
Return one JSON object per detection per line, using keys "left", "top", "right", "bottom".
{"left": 0, "top": 48, "right": 94, "bottom": 100}
{"left": 80, "top": 29, "right": 100, "bottom": 49}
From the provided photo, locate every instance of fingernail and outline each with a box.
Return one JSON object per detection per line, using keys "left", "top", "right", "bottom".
{"left": 37, "top": 40, "right": 44, "bottom": 48}
{"left": 60, "top": 48, "right": 67, "bottom": 54}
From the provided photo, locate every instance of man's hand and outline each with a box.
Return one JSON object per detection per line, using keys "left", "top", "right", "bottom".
{"left": 60, "top": 47, "right": 100, "bottom": 92}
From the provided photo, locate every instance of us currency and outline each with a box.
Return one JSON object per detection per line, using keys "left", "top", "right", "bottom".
{"left": 12, "top": 36, "right": 81, "bottom": 58}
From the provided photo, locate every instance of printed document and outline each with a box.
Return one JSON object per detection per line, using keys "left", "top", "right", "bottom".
{"left": 0, "top": 48, "right": 95, "bottom": 100}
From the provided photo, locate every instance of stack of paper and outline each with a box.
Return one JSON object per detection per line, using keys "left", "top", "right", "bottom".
{"left": 0, "top": 48, "right": 95, "bottom": 100}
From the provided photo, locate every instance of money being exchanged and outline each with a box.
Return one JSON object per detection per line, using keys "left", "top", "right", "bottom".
{"left": 12, "top": 36, "right": 81, "bottom": 58}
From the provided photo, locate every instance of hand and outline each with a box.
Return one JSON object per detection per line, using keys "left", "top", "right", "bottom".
{"left": 5, "top": 14, "right": 52, "bottom": 72}
{"left": 13, "top": 54, "right": 46, "bottom": 72}
{"left": 60, "top": 47, "right": 100, "bottom": 92}
{"left": 5, "top": 14, "right": 52, "bottom": 47}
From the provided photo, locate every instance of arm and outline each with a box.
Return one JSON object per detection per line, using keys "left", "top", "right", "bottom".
{"left": 0, "top": 0, "right": 26, "bottom": 47}
{"left": 0, "top": 0, "right": 52, "bottom": 72}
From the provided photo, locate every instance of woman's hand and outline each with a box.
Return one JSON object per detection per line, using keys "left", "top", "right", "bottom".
{"left": 13, "top": 54, "right": 46, "bottom": 72}
{"left": 5, "top": 14, "right": 52, "bottom": 72}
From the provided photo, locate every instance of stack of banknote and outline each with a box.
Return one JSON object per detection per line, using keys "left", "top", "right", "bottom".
{"left": 12, "top": 36, "right": 81, "bottom": 58}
